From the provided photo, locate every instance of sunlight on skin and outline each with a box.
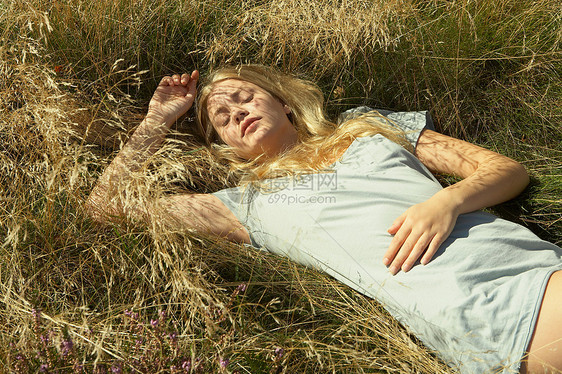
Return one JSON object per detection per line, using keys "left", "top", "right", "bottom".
{"left": 206, "top": 79, "right": 298, "bottom": 160}
{"left": 383, "top": 129, "right": 529, "bottom": 275}
{"left": 520, "top": 271, "right": 562, "bottom": 374}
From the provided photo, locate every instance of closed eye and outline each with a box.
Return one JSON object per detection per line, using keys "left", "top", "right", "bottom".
{"left": 242, "top": 94, "right": 254, "bottom": 103}
{"left": 214, "top": 113, "right": 229, "bottom": 127}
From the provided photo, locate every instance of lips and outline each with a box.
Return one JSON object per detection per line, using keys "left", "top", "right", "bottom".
{"left": 241, "top": 117, "right": 261, "bottom": 137}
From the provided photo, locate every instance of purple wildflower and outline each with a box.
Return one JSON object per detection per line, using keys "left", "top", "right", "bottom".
{"left": 150, "top": 319, "right": 159, "bottom": 328}
{"left": 111, "top": 362, "right": 123, "bottom": 374}
{"left": 39, "top": 363, "right": 49, "bottom": 372}
{"left": 237, "top": 283, "right": 247, "bottom": 292}
{"left": 32, "top": 308, "right": 41, "bottom": 320}
{"left": 219, "top": 357, "right": 229, "bottom": 368}
{"left": 61, "top": 338, "right": 73, "bottom": 356}
{"left": 274, "top": 347, "right": 284, "bottom": 359}
{"left": 181, "top": 359, "right": 191, "bottom": 371}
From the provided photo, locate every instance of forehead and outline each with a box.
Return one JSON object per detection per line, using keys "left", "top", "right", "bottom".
{"left": 207, "top": 79, "right": 267, "bottom": 107}
{"left": 212, "top": 78, "right": 263, "bottom": 93}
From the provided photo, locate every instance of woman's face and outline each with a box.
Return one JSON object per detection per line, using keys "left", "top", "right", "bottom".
{"left": 206, "top": 79, "right": 298, "bottom": 160}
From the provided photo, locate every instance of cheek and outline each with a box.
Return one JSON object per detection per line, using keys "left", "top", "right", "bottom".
{"left": 210, "top": 125, "right": 230, "bottom": 145}
{"left": 217, "top": 126, "right": 243, "bottom": 147}
{"left": 251, "top": 97, "right": 273, "bottom": 112}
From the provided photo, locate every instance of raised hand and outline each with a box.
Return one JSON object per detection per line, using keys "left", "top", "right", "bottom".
{"left": 148, "top": 71, "right": 199, "bottom": 126}
{"left": 383, "top": 193, "right": 459, "bottom": 275}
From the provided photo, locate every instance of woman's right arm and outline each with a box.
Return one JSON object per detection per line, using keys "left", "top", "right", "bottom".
{"left": 85, "top": 71, "right": 251, "bottom": 244}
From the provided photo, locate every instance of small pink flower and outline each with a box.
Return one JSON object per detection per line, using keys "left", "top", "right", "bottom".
{"left": 237, "top": 283, "right": 247, "bottom": 292}
{"left": 219, "top": 357, "right": 229, "bottom": 368}
{"left": 32, "top": 308, "right": 41, "bottom": 319}
{"left": 111, "top": 362, "right": 123, "bottom": 373}
{"left": 61, "top": 338, "right": 73, "bottom": 356}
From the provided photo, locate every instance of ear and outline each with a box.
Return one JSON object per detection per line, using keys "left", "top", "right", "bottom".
{"left": 283, "top": 104, "right": 291, "bottom": 114}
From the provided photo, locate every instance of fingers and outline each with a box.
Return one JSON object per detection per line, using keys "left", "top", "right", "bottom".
{"left": 384, "top": 221, "right": 453, "bottom": 275}
{"left": 384, "top": 197, "right": 459, "bottom": 275}
{"left": 186, "top": 70, "right": 199, "bottom": 96}
{"left": 159, "top": 70, "right": 199, "bottom": 87}
{"left": 383, "top": 213, "right": 450, "bottom": 275}
{"left": 159, "top": 74, "right": 182, "bottom": 86}
{"left": 383, "top": 223, "right": 408, "bottom": 266}
{"left": 387, "top": 213, "right": 405, "bottom": 235}
{"left": 398, "top": 232, "right": 432, "bottom": 273}
{"left": 159, "top": 75, "right": 174, "bottom": 86}
{"left": 384, "top": 227, "right": 431, "bottom": 275}
{"left": 420, "top": 235, "right": 444, "bottom": 265}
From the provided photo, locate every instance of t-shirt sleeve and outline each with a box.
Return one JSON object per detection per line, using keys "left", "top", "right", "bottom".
{"left": 337, "top": 106, "right": 435, "bottom": 151}
{"left": 211, "top": 186, "right": 263, "bottom": 249}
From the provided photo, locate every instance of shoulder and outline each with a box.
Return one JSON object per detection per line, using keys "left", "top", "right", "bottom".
{"left": 338, "top": 107, "right": 434, "bottom": 151}
{"left": 338, "top": 107, "right": 433, "bottom": 130}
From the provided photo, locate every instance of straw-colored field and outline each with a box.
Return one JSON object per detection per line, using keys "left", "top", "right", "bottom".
{"left": 1, "top": 0, "right": 560, "bottom": 372}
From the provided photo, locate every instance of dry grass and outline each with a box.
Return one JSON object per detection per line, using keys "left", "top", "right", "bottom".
{"left": 204, "top": 0, "right": 413, "bottom": 75}
{"left": 0, "top": 22, "right": 451, "bottom": 374}
{"left": 1, "top": 0, "right": 561, "bottom": 372}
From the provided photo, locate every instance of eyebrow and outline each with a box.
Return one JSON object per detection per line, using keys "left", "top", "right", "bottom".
{"left": 208, "top": 88, "right": 245, "bottom": 118}
{"left": 211, "top": 107, "right": 229, "bottom": 120}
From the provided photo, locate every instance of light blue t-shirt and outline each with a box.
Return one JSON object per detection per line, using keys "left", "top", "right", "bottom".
{"left": 213, "top": 109, "right": 562, "bottom": 373}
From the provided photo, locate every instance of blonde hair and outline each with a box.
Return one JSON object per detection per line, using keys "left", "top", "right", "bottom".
{"left": 196, "top": 65, "right": 412, "bottom": 186}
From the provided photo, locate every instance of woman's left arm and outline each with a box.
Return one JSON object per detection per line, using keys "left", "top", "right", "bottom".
{"left": 383, "top": 129, "right": 530, "bottom": 275}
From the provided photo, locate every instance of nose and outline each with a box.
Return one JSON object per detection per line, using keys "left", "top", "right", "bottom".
{"left": 233, "top": 107, "right": 248, "bottom": 124}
